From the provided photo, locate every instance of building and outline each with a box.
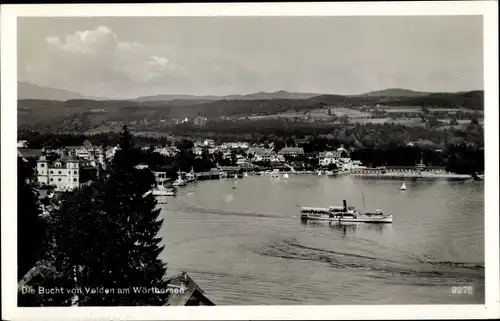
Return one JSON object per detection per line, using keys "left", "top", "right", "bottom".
{"left": 164, "top": 272, "right": 215, "bottom": 306}
{"left": 278, "top": 147, "right": 305, "bottom": 157}
{"left": 318, "top": 151, "right": 341, "bottom": 166}
{"left": 195, "top": 168, "right": 222, "bottom": 180}
{"left": 17, "top": 140, "right": 29, "bottom": 148}
{"left": 17, "top": 148, "right": 43, "bottom": 160}
{"left": 105, "top": 146, "right": 119, "bottom": 160}
{"left": 193, "top": 115, "right": 208, "bottom": 126}
{"left": 60, "top": 142, "right": 105, "bottom": 167}
{"left": 295, "top": 138, "right": 308, "bottom": 147}
{"left": 236, "top": 157, "right": 249, "bottom": 165}
{"left": 193, "top": 147, "right": 203, "bottom": 156}
{"left": 341, "top": 159, "right": 366, "bottom": 171}
{"left": 218, "top": 165, "right": 242, "bottom": 177}
{"left": 248, "top": 148, "right": 274, "bottom": 162}
{"left": 153, "top": 147, "right": 177, "bottom": 157}
{"left": 36, "top": 154, "right": 81, "bottom": 191}
{"left": 203, "top": 139, "right": 215, "bottom": 147}
{"left": 270, "top": 155, "right": 285, "bottom": 163}
{"left": 152, "top": 170, "right": 169, "bottom": 183}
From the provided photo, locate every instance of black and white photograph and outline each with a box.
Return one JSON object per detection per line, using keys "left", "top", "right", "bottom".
{"left": 2, "top": 2, "right": 499, "bottom": 320}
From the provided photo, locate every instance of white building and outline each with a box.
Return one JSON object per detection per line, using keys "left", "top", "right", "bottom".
{"left": 204, "top": 139, "right": 215, "bottom": 147}
{"left": 318, "top": 151, "right": 341, "bottom": 166}
{"left": 37, "top": 155, "right": 81, "bottom": 191}
{"left": 193, "top": 147, "right": 204, "bottom": 156}
{"left": 17, "top": 140, "right": 29, "bottom": 148}
{"left": 270, "top": 155, "right": 285, "bottom": 163}
{"left": 153, "top": 147, "right": 177, "bottom": 157}
{"left": 339, "top": 159, "right": 366, "bottom": 171}
{"left": 236, "top": 158, "right": 248, "bottom": 165}
{"left": 105, "top": 146, "right": 120, "bottom": 160}
{"left": 248, "top": 148, "right": 274, "bottom": 162}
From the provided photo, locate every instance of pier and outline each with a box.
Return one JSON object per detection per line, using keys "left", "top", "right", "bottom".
{"left": 195, "top": 171, "right": 221, "bottom": 180}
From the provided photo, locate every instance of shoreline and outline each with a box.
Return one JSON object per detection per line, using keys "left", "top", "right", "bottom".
{"left": 194, "top": 170, "right": 475, "bottom": 181}
{"left": 350, "top": 173, "right": 472, "bottom": 180}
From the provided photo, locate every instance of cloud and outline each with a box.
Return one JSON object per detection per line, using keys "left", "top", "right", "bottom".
{"left": 150, "top": 56, "right": 168, "bottom": 67}
{"left": 29, "top": 25, "right": 170, "bottom": 97}
{"left": 46, "top": 26, "right": 118, "bottom": 54}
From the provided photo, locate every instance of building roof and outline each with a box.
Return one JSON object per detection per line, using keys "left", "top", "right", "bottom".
{"left": 218, "top": 166, "right": 241, "bottom": 171}
{"left": 164, "top": 272, "right": 215, "bottom": 306}
{"left": 248, "top": 147, "right": 273, "bottom": 156}
{"left": 319, "top": 151, "right": 341, "bottom": 158}
{"left": 278, "top": 147, "right": 305, "bottom": 154}
{"left": 18, "top": 148, "right": 43, "bottom": 158}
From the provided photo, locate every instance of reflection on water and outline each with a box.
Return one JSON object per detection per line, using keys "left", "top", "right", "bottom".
{"left": 159, "top": 175, "right": 484, "bottom": 305}
{"left": 301, "top": 220, "right": 390, "bottom": 234}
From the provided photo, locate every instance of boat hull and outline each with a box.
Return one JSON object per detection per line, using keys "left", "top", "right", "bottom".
{"left": 300, "top": 213, "right": 393, "bottom": 224}
{"left": 152, "top": 190, "right": 176, "bottom": 196}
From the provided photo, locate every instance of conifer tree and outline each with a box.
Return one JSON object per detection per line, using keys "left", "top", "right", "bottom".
{"left": 39, "top": 126, "right": 167, "bottom": 306}
{"left": 91, "top": 125, "right": 167, "bottom": 305}
{"left": 17, "top": 156, "right": 46, "bottom": 280}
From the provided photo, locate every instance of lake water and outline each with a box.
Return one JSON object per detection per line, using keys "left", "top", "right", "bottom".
{"left": 158, "top": 175, "right": 485, "bottom": 305}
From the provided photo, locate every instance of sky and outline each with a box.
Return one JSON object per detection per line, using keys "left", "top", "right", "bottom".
{"left": 17, "top": 16, "right": 483, "bottom": 99}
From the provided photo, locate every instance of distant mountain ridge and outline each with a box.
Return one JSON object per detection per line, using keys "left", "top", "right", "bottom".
{"left": 18, "top": 82, "right": 87, "bottom": 101}
{"left": 359, "top": 88, "right": 430, "bottom": 97}
{"left": 135, "top": 90, "right": 321, "bottom": 102}
{"left": 18, "top": 81, "right": 480, "bottom": 102}
{"left": 18, "top": 82, "right": 115, "bottom": 101}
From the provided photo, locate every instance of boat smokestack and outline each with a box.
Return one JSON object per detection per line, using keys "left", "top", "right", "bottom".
{"left": 343, "top": 200, "right": 347, "bottom": 212}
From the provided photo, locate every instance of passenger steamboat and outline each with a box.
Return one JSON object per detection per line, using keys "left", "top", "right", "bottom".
{"left": 300, "top": 200, "right": 393, "bottom": 223}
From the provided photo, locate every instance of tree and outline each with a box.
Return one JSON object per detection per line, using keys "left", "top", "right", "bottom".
{"left": 18, "top": 157, "right": 47, "bottom": 280}
{"left": 285, "top": 137, "right": 296, "bottom": 147}
{"left": 273, "top": 139, "right": 286, "bottom": 152}
{"left": 38, "top": 126, "right": 168, "bottom": 306}
{"left": 327, "top": 163, "right": 339, "bottom": 171}
{"left": 175, "top": 139, "right": 194, "bottom": 151}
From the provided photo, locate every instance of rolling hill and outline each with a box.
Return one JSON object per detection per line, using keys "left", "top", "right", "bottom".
{"left": 135, "top": 90, "right": 320, "bottom": 102}
{"left": 16, "top": 81, "right": 483, "bottom": 133}
{"left": 18, "top": 82, "right": 87, "bottom": 101}
{"left": 360, "top": 88, "right": 430, "bottom": 97}
{"left": 17, "top": 82, "right": 116, "bottom": 101}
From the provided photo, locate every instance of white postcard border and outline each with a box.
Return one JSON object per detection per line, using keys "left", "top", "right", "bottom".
{"left": 1, "top": 2, "right": 498, "bottom": 320}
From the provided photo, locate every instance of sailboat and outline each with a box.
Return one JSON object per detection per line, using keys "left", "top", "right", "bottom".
{"left": 283, "top": 173, "right": 289, "bottom": 179}
{"left": 317, "top": 170, "right": 322, "bottom": 177}
{"left": 234, "top": 174, "right": 238, "bottom": 180}
{"left": 243, "top": 172, "right": 248, "bottom": 178}
{"left": 400, "top": 181, "right": 407, "bottom": 191}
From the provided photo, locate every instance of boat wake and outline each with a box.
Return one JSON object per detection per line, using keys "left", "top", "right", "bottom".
{"left": 251, "top": 238, "right": 484, "bottom": 285}
{"left": 174, "top": 204, "right": 286, "bottom": 219}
